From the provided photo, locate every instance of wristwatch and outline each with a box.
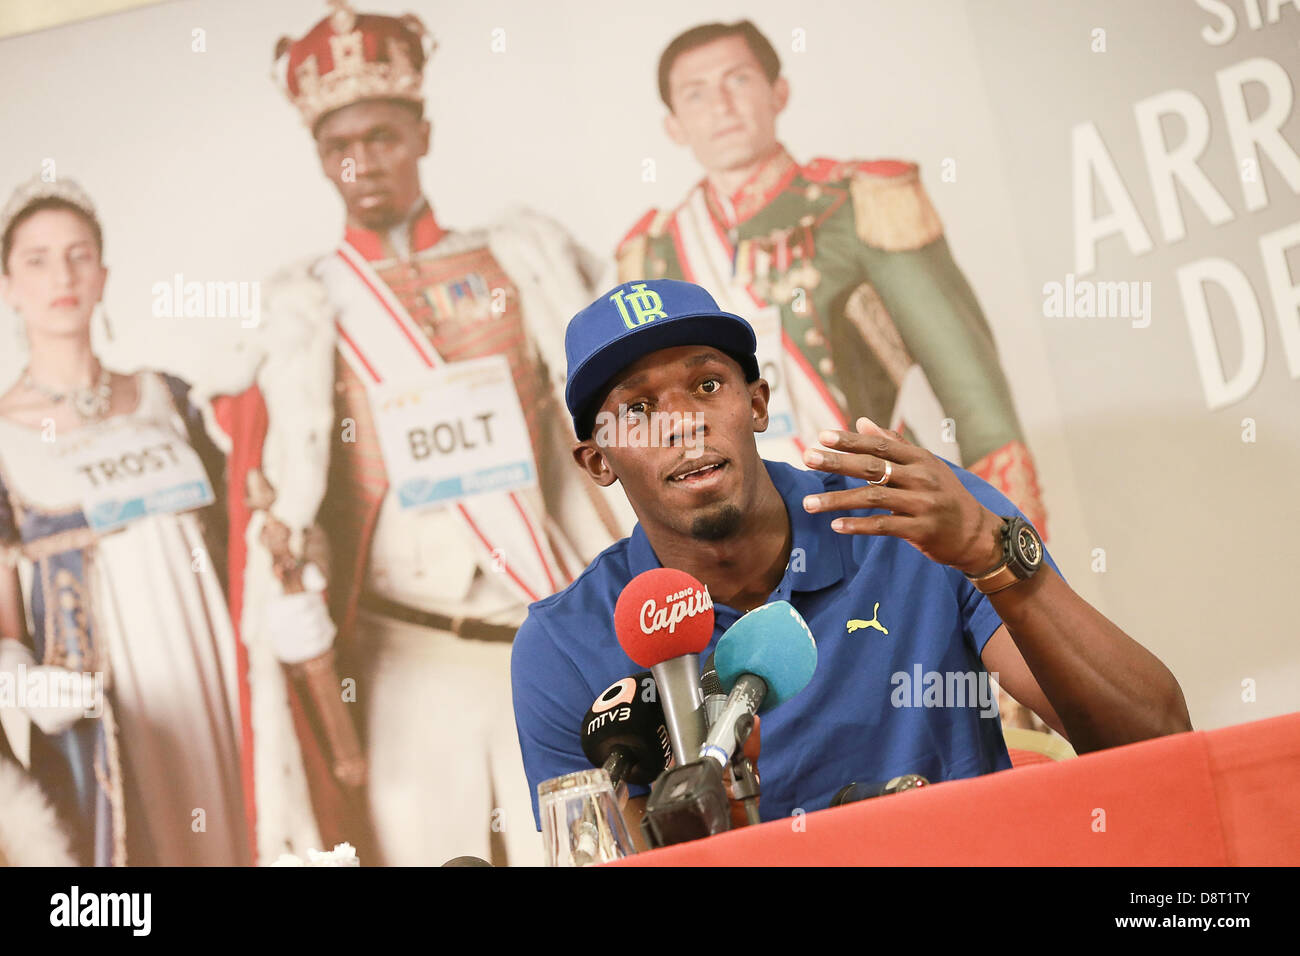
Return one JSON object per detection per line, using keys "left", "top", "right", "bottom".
{"left": 966, "top": 516, "right": 1044, "bottom": 594}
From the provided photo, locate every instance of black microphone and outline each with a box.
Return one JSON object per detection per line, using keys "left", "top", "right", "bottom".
{"left": 580, "top": 673, "right": 673, "bottom": 788}
{"left": 830, "top": 774, "right": 930, "bottom": 807}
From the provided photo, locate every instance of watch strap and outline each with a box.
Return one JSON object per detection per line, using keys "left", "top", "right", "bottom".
{"left": 966, "top": 517, "right": 1033, "bottom": 594}
{"left": 969, "top": 562, "right": 1021, "bottom": 595}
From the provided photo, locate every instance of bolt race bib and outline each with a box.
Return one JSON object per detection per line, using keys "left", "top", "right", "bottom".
{"left": 749, "top": 306, "right": 796, "bottom": 441}
{"left": 68, "top": 421, "right": 215, "bottom": 532}
{"left": 369, "top": 354, "right": 538, "bottom": 510}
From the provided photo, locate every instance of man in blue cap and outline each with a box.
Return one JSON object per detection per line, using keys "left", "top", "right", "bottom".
{"left": 511, "top": 278, "right": 1190, "bottom": 842}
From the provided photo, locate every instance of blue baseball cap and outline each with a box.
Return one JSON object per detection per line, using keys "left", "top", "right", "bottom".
{"left": 564, "top": 279, "right": 760, "bottom": 439}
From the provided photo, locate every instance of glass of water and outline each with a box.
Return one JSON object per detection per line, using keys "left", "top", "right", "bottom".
{"left": 538, "top": 768, "right": 636, "bottom": 866}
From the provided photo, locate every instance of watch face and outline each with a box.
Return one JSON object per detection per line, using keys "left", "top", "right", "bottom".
{"left": 1015, "top": 524, "right": 1043, "bottom": 567}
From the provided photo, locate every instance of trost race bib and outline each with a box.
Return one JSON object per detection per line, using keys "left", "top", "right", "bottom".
{"left": 70, "top": 420, "right": 215, "bottom": 532}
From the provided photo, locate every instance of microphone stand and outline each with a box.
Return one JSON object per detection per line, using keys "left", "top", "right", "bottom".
{"left": 730, "top": 713, "right": 761, "bottom": 826}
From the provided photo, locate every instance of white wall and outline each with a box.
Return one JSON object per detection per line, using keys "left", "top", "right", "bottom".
{"left": 2, "top": 0, "right": 1293, "bottom": 731}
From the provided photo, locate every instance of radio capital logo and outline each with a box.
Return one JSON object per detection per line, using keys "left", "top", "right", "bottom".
{"left": 639, "top": 584, "right": 713, "bottom": 635}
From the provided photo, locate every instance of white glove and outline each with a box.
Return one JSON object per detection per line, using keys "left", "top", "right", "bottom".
{"left": 0, "top": 638, "right": 99, "bottom": 735}
{"left": 0, "top": 637, "right": 32, "bottom": 676}
{"left": 263, "top": 585, "right": 336, "bottom": 665}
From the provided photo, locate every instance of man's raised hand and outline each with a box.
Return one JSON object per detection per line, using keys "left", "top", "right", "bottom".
{"left": 800, "top": 417, "right": 1004, "bottom": 577}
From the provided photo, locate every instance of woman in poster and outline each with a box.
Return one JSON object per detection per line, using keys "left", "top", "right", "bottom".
{"left": 0, "top": 176, "right": 250, "bottom": 865}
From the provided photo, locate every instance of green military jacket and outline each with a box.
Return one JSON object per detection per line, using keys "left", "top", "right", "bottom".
{"left": 615, "top": 145, "right": 1047, "bottom": 534}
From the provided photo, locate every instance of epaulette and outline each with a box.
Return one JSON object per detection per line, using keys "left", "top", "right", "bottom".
{"left": 616, "top": 207, "right": 667, "bottom": 281}
{"left": 805, "top": 157, "right": 944, "bottom": 251}
{"left": 803, "top": 157, "right": 914, "bottom": 184}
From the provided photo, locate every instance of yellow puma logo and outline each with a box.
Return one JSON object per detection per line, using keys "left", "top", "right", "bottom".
{"left": 847, "top": 603, "right": 888, "bottom": 635}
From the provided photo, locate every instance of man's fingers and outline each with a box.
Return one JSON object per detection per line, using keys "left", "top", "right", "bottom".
{"left": 828, "top": 514, "right": 918, "bottom": 539}
{"left": 856, "top": 416, "right": 905, "bottom": 440}
{"left": 801, "top": 447, "right": 935, "bottom": 494}
{"left": 816, "top": 419, "right": 923, "bottom": 464}
{"left": 802, "top": 445, "right": 902, "bottom": 484}
{"left": 802, "top": 485, "right": 929, "bottom": 516}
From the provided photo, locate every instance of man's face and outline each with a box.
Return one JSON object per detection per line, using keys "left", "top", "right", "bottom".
{"left": 574, "top": 345, "right": 770, "bottom": 542}
{"left": 663, "top": 35, "right": 788, "bottom": 176}
{"left": 314, "top": 99, "right": 430, "bottom": 231}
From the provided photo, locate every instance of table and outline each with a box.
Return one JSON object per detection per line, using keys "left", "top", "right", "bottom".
{"left": 613, "top": 712, "right": 1300, "bottom": 865}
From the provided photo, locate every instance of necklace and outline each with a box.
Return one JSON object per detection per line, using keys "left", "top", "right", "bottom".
{"left": 22, "top": 364, "right": 112, "bottom": 423}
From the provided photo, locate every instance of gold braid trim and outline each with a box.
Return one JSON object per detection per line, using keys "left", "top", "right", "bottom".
{"left": 968, "top": 439, "right": 1049, "bottom": 541}
{"left": 39, "top": 559, "right": 58, "bottom": 667}
{"left": 80, "top": 542, "right": 127, "bottom": 866}
{"left": 0, "top": 458, "right": 102, "bottom": 563}
{"left": 20, "top": 528, "right": 100, "bottom": 563}
{"left": 728, "top": 146, "right": 799, "bottom": 222}
{"left": 849, "top": 167, "right": 945, "bottom": 251}
{"left": 842, "top": 282, "right": 914, "bottom": 387}
{"left": 100, "top": 697, "right": 128, "bottom": 866}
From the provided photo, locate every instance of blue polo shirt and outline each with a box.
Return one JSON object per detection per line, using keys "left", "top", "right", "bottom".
{"left": 511, "top": 458, "right": 1060, "bottom": 830}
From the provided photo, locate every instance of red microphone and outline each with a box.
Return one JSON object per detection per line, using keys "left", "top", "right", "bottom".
{"left": 615, "top": 568, "right": 714, "bottom": 767}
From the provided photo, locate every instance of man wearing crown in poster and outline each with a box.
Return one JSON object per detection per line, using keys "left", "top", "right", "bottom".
{"left": 204, "top": 1, "right": 623, "bottom": 865}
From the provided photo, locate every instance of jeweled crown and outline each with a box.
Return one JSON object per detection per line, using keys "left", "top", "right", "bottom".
{"left": 273, "top": 0, "right": 434, "bottom": 131}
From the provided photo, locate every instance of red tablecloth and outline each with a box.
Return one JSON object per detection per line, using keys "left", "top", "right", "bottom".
{"left": 614, "top": 712, "right": 1300, "bottom": 865}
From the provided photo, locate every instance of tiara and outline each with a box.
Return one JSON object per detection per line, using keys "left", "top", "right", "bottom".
{"left": 0, "top": 175, "right": 98, "bottom": 241}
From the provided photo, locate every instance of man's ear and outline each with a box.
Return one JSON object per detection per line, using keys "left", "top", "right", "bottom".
{"left": 772, "top": 75, "right": 790, "bottom": 116}
{"left": 663, "top": 111, "right": 688, "bottom": 147}
{"left": 750, "top": 378, "right": 771, "bottom": 435}
{"left": 417, "top": 118, "right": 432, "bottom": 158}
{"left": 573, "top": 441, "right": 618, "bottom": 487}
